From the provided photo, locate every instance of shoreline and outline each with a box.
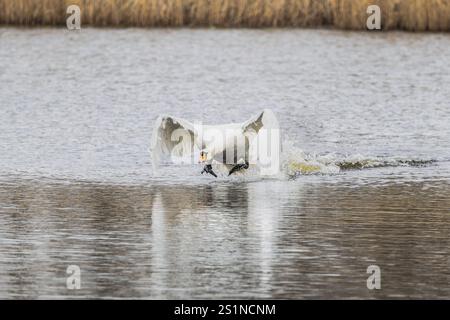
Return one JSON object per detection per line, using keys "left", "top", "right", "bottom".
{"left": 1, "top": 25, "right": 449, "bottom": 34}
{"left": 0, "top": 0, "right": 449, "bottom": 31}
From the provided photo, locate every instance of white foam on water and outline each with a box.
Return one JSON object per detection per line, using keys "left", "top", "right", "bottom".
{"left": 281, "top": 139, "right": 437, "bottom": 180}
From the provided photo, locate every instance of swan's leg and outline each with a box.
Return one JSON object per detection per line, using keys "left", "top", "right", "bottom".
{"left": 201, "top": 164, "right": 217, "bottom": 178}
{"left": 228, "top": 162, "right": 249, "bottom": 176}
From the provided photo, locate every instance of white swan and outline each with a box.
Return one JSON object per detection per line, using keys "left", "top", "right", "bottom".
{"left": 151, "top": 109, "right": 280, "bottom": 177}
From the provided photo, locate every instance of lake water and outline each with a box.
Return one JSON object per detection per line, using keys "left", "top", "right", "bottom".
{"left": 0, "top": 28, "right": 449, "bottom": 299}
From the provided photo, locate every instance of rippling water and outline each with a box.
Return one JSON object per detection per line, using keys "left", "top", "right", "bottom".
{"left": 0, "top": 28, "right": 449, "bottom": 299}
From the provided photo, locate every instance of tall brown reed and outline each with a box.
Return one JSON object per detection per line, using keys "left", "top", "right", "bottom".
{"left": 0, "top": 0, "right": 448, "bottom": 30}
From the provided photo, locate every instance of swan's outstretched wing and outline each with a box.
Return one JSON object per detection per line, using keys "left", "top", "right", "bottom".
{"left": 242, "top": 109, "right": 281, "bottom": 175}
{"left": 242, "top": 109, "right": 279, "bottom": 134}
{"left": 151, "top": 115, "right": 197, "bottom": 170}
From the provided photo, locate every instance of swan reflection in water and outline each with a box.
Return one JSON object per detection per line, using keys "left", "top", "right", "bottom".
{"left": 0, "top": 179, "right": 449, "bottom": 298}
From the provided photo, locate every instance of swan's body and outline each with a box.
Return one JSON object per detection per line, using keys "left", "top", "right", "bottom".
{"left": 151, "top": 109, "right": 280, "bottom": 177}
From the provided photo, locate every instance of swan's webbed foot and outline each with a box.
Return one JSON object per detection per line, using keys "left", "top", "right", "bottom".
{"left": 201, "top": 164, "right": 217, "bottom": 178}
{"left": 228, "top": 162, "right": 249, "bottom": 176}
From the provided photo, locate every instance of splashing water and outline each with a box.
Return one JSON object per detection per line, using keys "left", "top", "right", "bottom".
{"left": 151, "top": 138, "right": 437, "bottom": 183}
{"left": 282, "top": 139, "right": 436, "bottom": 179}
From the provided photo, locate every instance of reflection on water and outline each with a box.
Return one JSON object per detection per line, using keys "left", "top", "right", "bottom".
{"left": 1, "top": 178, "right": 449, "bottom": 299}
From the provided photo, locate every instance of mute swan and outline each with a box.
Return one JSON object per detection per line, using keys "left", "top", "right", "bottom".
{"left": 151, "top": 109, "right": 280, "bottom": 177}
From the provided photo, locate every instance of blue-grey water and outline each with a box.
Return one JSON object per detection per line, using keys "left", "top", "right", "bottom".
{"left": 0, "top": 28, "right": 449, "bottom": 299}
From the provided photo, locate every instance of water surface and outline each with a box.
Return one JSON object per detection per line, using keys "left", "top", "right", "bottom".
{"left": 0, "top": 28, "right": 449, "bottom": 299}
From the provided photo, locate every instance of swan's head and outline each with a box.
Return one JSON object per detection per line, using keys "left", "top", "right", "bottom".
{"left": 199, "top": 150, "right": 208, "bottom": 163}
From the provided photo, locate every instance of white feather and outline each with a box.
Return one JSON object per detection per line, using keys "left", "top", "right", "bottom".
{"left": 151, "top": 109, "right": 280, "bottom": 175}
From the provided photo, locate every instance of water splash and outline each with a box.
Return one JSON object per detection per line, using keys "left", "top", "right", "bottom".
{"left": 282, "top": 140, "right": 436, "bottom": 179}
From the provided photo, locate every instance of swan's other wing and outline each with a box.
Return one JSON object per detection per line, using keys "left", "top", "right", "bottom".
{"left": 151, "top": 115, "right": 197, "bottom": 170}
{"left": 242, "top": 109, "right": 279, "bottom": 134}
{"left": 242, "top": 109, "right": 281, "bottom": 175}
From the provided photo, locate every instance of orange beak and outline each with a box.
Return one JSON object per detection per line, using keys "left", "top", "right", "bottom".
{"left": 199, "top": 152, "right": 207, "bottom": 163}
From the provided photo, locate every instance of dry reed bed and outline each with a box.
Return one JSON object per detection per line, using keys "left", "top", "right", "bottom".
{"left": 0, "top": 0, "right": 449, "bottom": 30}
